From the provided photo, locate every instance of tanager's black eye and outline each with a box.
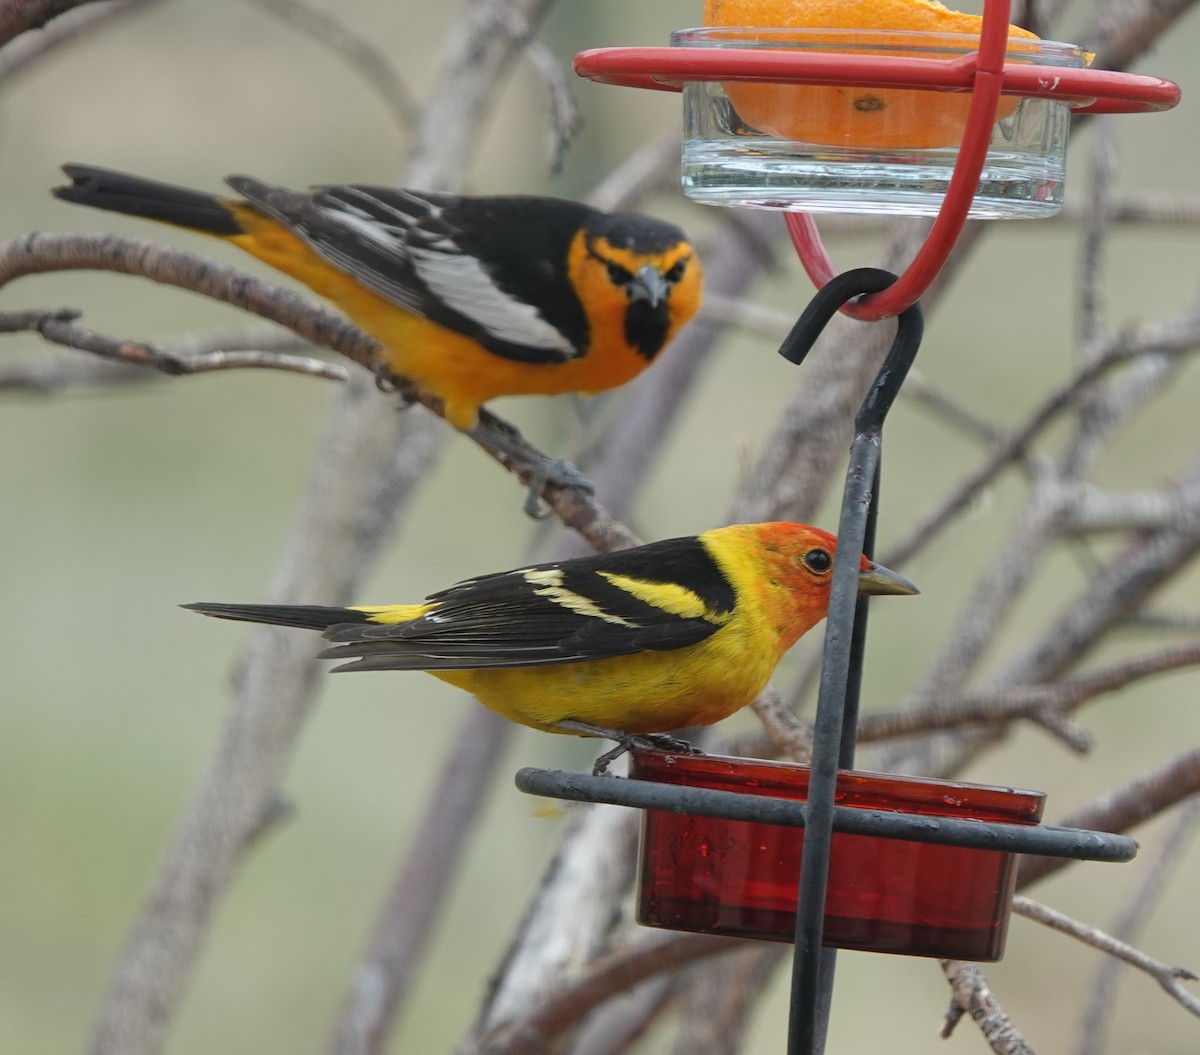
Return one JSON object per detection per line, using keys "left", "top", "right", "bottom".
{"left": 803, "top": 548, "right": 832, "bottom": 574}
{"left": 606, "top": 261, "right": 633, "bottom": 286}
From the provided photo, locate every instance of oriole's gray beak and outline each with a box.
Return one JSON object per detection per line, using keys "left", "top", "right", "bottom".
{"left": 629, "top": 263, "right": 670, "bottom": 308}
{"left": 857, "top": 560, "right": 919, "bottom": 597}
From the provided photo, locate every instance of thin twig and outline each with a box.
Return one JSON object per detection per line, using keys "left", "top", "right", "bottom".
{"left": 939, "top": 960, "right": 1035, "bottom": 1054}
{"left": 242, "top": 0, "right": 420, "bottom": 133}
{"left": 670, "top": 946, "right": 787, "bottom": 1055}
{"left": 328, "top": 706, "right": 512, "bottom": 1055}
{"left": 750, "top": 685, "right": 813, "bottom": 762}
{"left": 0, "top": 0, "right": 110, "bottom": 46}
{"left": 1076, "top": 799, "right": 1200, "bottom": 1055}
{"left": 1013, "top": 896, "right": 1200, "bottom": 1019}
{"left": 1017, "top": 748, "right": 1200, "bottom": 889}
{"left": 0, "top": 0, "right": 159, "bottom": 83}
{"left": 83, "top": 2, "right": 562, "bottom": 1053}
{"left": 857, "top": 641, "right": 1200, "bottom": 742}
{"left": 467, "top": 932, "right": 748, "bottom": 1055}
{"left": 3, "top": 307, "right": 347, "bottom": 381}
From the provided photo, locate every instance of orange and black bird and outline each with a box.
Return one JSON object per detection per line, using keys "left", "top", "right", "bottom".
{"left": 185, "top": 523, "right": 918, "bottom": 770}
{"left": 53, "top": 164, "right": 703, "bottom": 491}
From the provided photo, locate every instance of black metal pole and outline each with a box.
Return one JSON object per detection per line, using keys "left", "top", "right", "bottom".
{"left": 777, "top": 270, "right": 924, "bottom": 1055}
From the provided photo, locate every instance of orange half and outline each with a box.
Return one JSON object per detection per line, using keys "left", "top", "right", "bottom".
{"left": 704, "top": 0, "right": 1040, "bottom": 150}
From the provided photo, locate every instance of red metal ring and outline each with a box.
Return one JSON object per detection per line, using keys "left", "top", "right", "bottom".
{"left": 573, "top": 2, "right": 1180, "bottom": 318}
{"left": 572, "top": 50, "right": 1181, "bottom": 115}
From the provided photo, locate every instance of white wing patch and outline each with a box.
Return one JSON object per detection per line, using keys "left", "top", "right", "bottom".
{"left": 523, "top": 569, "right": 639, "bottom": 627}
{"left": 408, "top": 245, "right": 576, "bottom": 352}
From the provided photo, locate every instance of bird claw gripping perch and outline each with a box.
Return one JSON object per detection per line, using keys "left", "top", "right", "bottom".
{"left": 469, "top": 413, "right": 595, "bottom": 519}
{"left": 551, "top": 721, "right": 701, "bottom": 776}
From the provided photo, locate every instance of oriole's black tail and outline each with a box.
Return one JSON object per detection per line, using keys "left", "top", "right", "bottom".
{"left": 182, "top": 602, "right": 371, "bottom": 631}
{"left": 54, "top": 164, "right": 244, "bottom": 236}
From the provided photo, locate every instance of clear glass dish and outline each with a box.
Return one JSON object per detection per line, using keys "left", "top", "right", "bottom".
{"left": 675, "top": 27, "right": 1092, "bottom": 218}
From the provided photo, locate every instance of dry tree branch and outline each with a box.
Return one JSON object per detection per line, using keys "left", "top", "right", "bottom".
{"left": 490, "top": 2, "right": 582, "bottom": 170}
{"left": 328, "top": 705, "right": 511, "bottom": 1055}
{"left": 242, "top": 0, "right": 421, "bottom": 133}
{"left": 939, "top": 960, "right": 1035, "bottom": 1055}
{"left": 856, "top": 641, "right": 1200, "bottom": 743}
{"left": 0, "top": 0, "right": 159, "bottom": 84}
{"left": 881, "top": 318, "right": 1200, "bottom": 569}
{"left": 1012, "top": 896, "right": 1200, "bottom": 1020}
{"left": 0, "top": 0, "right": 114, "bottom": 46}
{"left": 69, "top": 2, "right": 564, "bottom": 1054}
{"left": 0, "top": 233, "right": 380, "bottom": 367}
{"left": 568, "top": 975, "right": 681, "bottom": 1055}
{"left": 1, "top": 306, "right": 348, "bottom": 381}
{"left": 0, "top": 232, "right": 642, "bottom": 547}
{"left": 1076, "top": 799, "right": 1200, "bottom": 1055}
{"left": 669, "top": 945, "right": 788, "bottom": 1055}
{"left": 466, "top": 932, "right": 749, "bottom": 1055}
{"left": 1017, "top": 748, "right": 1200, "bottom": 889}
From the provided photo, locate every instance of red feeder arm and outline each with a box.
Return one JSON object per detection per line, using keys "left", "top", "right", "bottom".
{"left": 573, "top": 0, "right": 1180, "bottom": 320}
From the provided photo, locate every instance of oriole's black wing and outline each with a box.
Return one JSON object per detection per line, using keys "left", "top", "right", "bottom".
{"left": 321, "top": 536, "right": 738, "bottom": 673}
{"left": 228, "top": 177, "right": 593, "bottom": 364}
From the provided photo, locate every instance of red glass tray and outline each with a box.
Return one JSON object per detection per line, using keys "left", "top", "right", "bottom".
{"left": 632, "top": 750, "right": 1044, "bottom": 960}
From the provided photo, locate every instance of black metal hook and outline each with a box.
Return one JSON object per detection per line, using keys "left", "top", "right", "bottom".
{"left": 778, "top": 266, "right": 924, "bottom": 436}
{"left": 782, "top": 269, "right": 924, "bottom": 1055}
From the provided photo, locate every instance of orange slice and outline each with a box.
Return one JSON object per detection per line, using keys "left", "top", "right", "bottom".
{"left": 704, "top": 0, "right": 1039, "bottom": 149}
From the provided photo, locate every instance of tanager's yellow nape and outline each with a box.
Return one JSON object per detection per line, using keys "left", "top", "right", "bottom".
{"left": 52, "top": 164, "right": 702, "bottom": 433}
{"left": 186, "top": 523, "right": 917, "bottom": 752}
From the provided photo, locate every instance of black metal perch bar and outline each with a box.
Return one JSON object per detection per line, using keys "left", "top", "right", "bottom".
{"left": 513, "top": 767, "right": 1138, "bottom": 863}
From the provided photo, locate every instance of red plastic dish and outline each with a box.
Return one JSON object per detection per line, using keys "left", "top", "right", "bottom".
{"left": 631, "top": 750, "right": 1044, "bottom": 960}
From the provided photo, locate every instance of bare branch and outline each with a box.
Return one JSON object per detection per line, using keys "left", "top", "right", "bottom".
{"left": 670, "top": 946, "right": 786, "bottom": 1055}
{"left": 242, "top": 0, "right": 420, "bottom": 133}
{"left": 492, "top": 3, "right": 582, "bottom": 171}
{"left": 0, "top": 0, "right": 158, "bottom": 84}
{"left": 1076, "top": 799, "right": 1200, "bottom": 1055}
{"left": 2, "top": 307, "right": 347, "bottom": 381}
{"left": 750, "top": 685, "right": 813, "bottom": 762}
{"left": 0, "top": 233, "right": 380, "bottom": 369}
{"left": 1013, "top": 896, "right": 1200, "bottom": 1019}
{"left": 939, "top": 960, "right": 1035, "bottom": 1054}
{"left": 857, "top": 641, "right": 1200, "bottom": 742}
{"left": 83, "top": 3, "right": 565, "bottom": 1053}
{"left": 1058, "top": 480, "right": 1200, "bottom": 535}
{"left": 329, "top": 707, "right": 512, "bottom": 1055}
{"left": 1017, "top": 748, "right": 1200, "bottom": 889}
{"left": 568, "top": 975, "right": 680, "bottom": 1055}
{"left": 467, "top": 932, "right": 748, "bottom": 1055}
{"left": 1078, "top": 118, "right": 1118, "bottom": 355}
{"left": 882, "top": 319, "right": 1200, "bottom": 569}
{"left": 0, "top": 0, "right": 113, "bottom": 46}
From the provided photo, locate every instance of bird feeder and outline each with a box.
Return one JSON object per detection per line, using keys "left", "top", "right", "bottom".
{"left": 518, "top": 2, "right": 1179, "bottom": 1052}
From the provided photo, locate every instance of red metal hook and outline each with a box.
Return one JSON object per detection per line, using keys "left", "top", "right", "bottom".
{"left": 794, "top": 0, "right": 1007, "bottom": 318}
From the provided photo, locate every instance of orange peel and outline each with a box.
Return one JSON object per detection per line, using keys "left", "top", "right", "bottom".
{"left": 703, "top": 0, "right": 1040, "bottom": 149}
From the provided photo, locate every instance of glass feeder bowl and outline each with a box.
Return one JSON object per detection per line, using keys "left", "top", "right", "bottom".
{"left": 632, "top": 750, "right": 1045, "bottom": 961}
{"left": 675, "top": 27, "right": 1092, "bottom": 218}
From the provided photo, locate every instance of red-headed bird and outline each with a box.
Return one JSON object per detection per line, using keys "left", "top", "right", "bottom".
{"left": 186, "top": 523, "right": 917, "bottom": 764}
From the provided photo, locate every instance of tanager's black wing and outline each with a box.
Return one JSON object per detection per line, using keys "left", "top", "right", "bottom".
{"left": 322, "top": 536, "right": 737, "bottom": 672}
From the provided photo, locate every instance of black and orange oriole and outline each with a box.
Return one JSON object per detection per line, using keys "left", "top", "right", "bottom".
{"left": 53, "top": 164, "right": 703, "bottom": 432}
{"left": 186, "top": 523, "right": 917, "bottom": 754}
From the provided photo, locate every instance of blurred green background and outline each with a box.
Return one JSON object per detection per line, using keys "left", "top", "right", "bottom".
{"left": 2, "top": 1, "right": 1200, "bottom": 1052}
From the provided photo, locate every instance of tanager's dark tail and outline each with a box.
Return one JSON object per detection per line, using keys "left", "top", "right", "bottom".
{"left": 54, "top": 164, "right": 243, "bottom": 236}
{"left": 182, "top": 601, "right": 371, "bottom": 631}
